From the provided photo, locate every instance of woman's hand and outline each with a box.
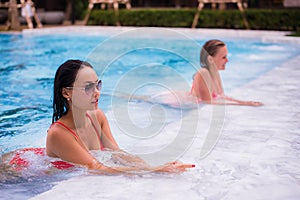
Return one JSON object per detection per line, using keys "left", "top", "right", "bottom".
{"left": 154, "top": 161, "right": 195, "bottom": 173}
{"left": 221, "top": 95, "right": 263, "bottom": 107}
{"left": 245, "top": 101, "right": 264, "bottom": 107}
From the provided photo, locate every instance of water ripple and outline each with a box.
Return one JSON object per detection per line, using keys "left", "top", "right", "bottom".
{"left": 0, "top": 107, "right": 48, "bottom": 138}
{"left": 0, "top": 64, "right": 25, "bottom": 75}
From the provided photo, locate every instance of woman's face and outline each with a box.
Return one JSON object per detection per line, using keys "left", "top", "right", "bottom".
{"left": 71, "top": 67, "right": 100, "bottom": 110}
{"left": 212, "top": 46, "right": 229, "bottom": 70}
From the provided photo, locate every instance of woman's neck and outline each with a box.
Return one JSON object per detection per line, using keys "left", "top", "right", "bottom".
{"left": 208, "top": 65, "right": 223, "bottom": 95}
{"left": 62, "top": 108, "right": 88, "bottom": 129}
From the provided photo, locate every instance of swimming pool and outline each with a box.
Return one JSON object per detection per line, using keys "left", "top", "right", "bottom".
{"left": 1, "top": 27, "right": 300, "bottom": 200}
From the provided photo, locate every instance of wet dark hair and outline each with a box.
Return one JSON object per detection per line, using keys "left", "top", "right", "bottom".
{"left": 200, "top": 39, "right": 226, "bottom": 70}
{"left": 52, "top": 59, "right": 93, "bottom": 123}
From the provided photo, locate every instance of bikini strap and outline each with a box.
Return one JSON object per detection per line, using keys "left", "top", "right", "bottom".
{"left": 190, "top": 83, "right": 194, "bottom": 95}
{"left": 52, "top": 121, "right": 80, "bottom": 141}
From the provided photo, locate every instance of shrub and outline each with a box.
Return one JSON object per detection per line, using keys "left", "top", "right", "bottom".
{"left": 88, "top": 8, "right": 300, "bottom": 31}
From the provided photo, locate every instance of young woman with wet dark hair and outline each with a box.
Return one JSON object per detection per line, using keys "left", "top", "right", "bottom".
{"left": 1, "top": 60, "right": 194, "bottom": 176}
{"left": 46, "top": 59, "right": 195, "bottom": 173}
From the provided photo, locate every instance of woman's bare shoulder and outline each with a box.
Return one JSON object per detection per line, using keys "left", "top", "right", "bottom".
{"left": 194, "top": 68, "right": 210, "bottom": 80}
{"left": 47, "top": 122, "right": 70, "bottom": 139}
{"left": 95, "top": 108, "right": 106, "bottom": 117}
{"left": 46, "top": 122, "right": 74, "bottom": 157}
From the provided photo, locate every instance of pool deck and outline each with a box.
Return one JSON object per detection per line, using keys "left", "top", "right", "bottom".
{"left": 26, "top": 27, "right": 300, "bottom": 200}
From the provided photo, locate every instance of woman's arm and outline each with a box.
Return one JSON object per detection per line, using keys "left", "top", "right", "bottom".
{"left": 218, "top": 95, "right": 264, "bottom": 106}
{"left": 202, "top": 96, "right": 263, "bottom": 106}
{"left": 192, "top": 70, "right": 213, "bottom": 101}
{"left": 192, "top": 70, "right": 263, "bottom": 106}
{"left": 47, "top": 130, "right": 194, "bottom": 174}
{"left": 96, "top": 109, "right": 120, "bottom": 150}
{"left": 47, "top": 126, "right": 194, "bottom": 174}
{"left": 91, "top": 160, "right": 195, "bottom": 174}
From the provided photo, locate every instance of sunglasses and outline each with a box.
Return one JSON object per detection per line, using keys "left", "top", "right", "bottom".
{"left": 66, "top": 80, "right": 102, "bottom": 96}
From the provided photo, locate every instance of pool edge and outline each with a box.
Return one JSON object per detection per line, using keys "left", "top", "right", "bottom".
{"left": 20, "top": 26, "right": 300, "bottom": 44}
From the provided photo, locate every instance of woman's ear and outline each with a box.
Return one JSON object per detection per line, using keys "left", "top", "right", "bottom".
{"left": 207, "top": 55, "right": 214, "bottom": 64}
{"left": 62, "top": 88, "right": 71, "bottom": 100}
{"left": 207, "top": 55, "right": 217, "bottom": 68}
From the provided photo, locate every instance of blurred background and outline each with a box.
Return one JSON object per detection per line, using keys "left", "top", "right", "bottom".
{"left": 25, "top": 0, "right": 290, "bottom": 10}
{"left": 0, "top": 0, "right": 299, "bottom": 32}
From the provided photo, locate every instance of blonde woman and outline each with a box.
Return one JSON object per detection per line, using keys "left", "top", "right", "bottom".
{"left": 191, "top": 39, "right": 263, "bottom": 106}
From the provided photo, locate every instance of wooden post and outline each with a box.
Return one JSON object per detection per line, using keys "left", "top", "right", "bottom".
{"left": 236, "top": 0, "right": 249, "bottom": 29}
{"left": 83, "top": 0, "right": 131, "bottom": 26}
{"left": 113, "top": 1, "right": 121, "bottom": 26}
{"left": 192, "top": 0, "right": 249, "bottom": 29}
{"left": 83, "top": 1, "right": 94, "bottom": 25}
{"left": 191, "top": 1, "right": 204, "bottom": 29}
{"left": 64, "top": 0, "right": 72, "bottom": 22}
{"left": 8, "top": 0, "right": 20, "bottom": 30}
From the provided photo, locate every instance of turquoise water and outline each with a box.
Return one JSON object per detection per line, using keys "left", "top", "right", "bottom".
{"left": 0, "top": 29, "right": 299, "bottom": 199}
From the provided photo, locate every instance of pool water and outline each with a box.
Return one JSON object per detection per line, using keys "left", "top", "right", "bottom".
{"left": 0, "top": 27, "right": 300, "bottom": 200}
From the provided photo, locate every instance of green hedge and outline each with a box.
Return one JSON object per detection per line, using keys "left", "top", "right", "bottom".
{"left": 88, "top": 8, "right": 300, "bottom": 31}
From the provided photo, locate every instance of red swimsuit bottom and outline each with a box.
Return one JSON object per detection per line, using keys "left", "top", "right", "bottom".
{"left": 9, "top": 147, "right": 75, "bottom": 171}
